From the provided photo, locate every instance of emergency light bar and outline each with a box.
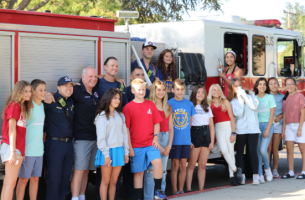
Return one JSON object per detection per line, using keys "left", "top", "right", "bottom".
{"left": 244, "top": 19, "right": 281, "bottom": 28}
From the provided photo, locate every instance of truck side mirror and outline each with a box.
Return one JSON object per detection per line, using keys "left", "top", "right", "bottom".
{"left": 280, "top": 68, "right": 292, "bottom": 77}
{"left": 294, "top": 67, "right": 302, "bottom": 77}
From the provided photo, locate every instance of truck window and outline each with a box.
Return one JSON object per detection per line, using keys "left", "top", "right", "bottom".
{"left": 277, "top": 39, "right": 300, "bottom": 77}
{"left": 252, "top": 35, "right": 266, "bottom": 76}
{"left": 224, "top": 33, "right": 248, "bottom": 75}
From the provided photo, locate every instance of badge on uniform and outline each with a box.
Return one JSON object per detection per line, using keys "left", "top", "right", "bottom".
{"left": 58, "top": 98, "right": 66, "bottom": 107}
{"left": 94, "top": 92, "right": 99, "bottom": 98}
{"left": 147, "top": 69, "right": 152, "bottom": 77}
{"left": 119, "top": 84, "right": 124, "bottom": 93}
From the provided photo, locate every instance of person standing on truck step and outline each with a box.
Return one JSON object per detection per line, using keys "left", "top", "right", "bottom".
{"left": 254, "top": 77, "right": 275, "bottom": 183}
{"left": 45, "top": 67, "right": 100, "bottom": 200}
{"left": 16, "top": 79, "right": 46, "bottom": 200}
{"left": 131, "top": 41, "right": 159, "bottom": 84}
{"left": 123, "top": 78, "right": 166, "bottom": 200}
{"left": 281, "top": 77, "right": 305, "bottom": 180}
{"left": 186, "top": 85, "right": 215, "bottom": 192}
{"left": 228, "top": 78, "right": 261, "bottom": 185}
{"left": 156, "top": 49, "right": 177, "bottom": 100}
{"left": 218, "top": 50, "right": 243, "bottom": 97}
{"left": 0, "top": 80, "right": 33, "bottom": 200}
{"left": 207, "top": 84, "right": 242, "bottom": 186}
{"left": 44, "top": 76, "right": 74, "bottom": 200}
{"left": 168, "top": 79, "right": 196, "bottom": 195}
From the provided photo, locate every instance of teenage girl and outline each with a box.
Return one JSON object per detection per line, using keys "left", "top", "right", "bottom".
{"left": 254, "top": 78, "right": 275, "bottom": 183}
{"left": 143, "top": 80, "right": 173, "bottom": 200}
{"left": 94, "top": 89, "right": 129, "bottom": 200}
{"left": 267, "top": 78, "right": 284, "bottom": 177}
{"left": 229, "top": 78, "right": 261, "bottom": 185}
{"left": 207, "top": 84, "right": 242, "bottom": 186}
{"left": 281, "top": 77, "right": 305, "bottom": 179}
{"left": 218, "top": 51, "right": 243, "bottom": 97}
{"left": 186, "top": 85, "right": 215, "bottom": 191}
{"left": 0, "top": 80, "right": 33, "bottom": 200}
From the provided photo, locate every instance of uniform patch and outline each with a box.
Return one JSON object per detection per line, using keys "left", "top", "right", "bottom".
{"left": 94, "top": 92, "right": 99, "bottom": 98}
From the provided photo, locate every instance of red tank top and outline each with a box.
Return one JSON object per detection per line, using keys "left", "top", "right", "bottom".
{"left": 223, "top": 66, "right": 243, "bottom": 97}
{"left": 210, "top": 102, "right": 230, "bottom": 124}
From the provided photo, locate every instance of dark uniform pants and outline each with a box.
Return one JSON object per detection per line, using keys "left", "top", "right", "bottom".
{"left": 45, "top": 139, "right": 74, "bottom": 200}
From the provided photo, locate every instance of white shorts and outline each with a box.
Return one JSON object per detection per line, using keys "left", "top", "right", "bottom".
{"left": 273, "top": 124, "right": 282, "bottom": 134}
{"left": 285, "top": 123, "right": 305, "bottom": 143}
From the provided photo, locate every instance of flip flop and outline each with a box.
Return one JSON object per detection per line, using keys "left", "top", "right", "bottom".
{"left": 297, "top": 174, "right": 305, "bottom": 179}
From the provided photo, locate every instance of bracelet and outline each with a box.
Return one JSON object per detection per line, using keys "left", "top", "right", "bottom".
{"left": 231, "top": 132, "right": 236, "bottom": 135}
{"left": 11, "top": 150, "right": 16, "bottom": 152}
{"left": 223, "top": 76, "right": 227, "bottom": 80}
{"left": 154, "top": 134, "right": 159, "bottom": 137}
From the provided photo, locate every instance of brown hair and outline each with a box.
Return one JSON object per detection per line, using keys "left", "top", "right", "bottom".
{"left": 190, "top": 85, "right": 209, "bottom": 112}
{"left": 228, "top": 78, "right": 250, "bottom": 101}
{"left": 31, "top": 79, "right": 46, "bottom": 90}
{"left": 156, "top": 49, "right": 177, "bottom": 81}
{"left": 172, "top": 78, "right": 185, "bottom": 89}
{"left": 3, "top": 80, "right": 33, "bottom": 119}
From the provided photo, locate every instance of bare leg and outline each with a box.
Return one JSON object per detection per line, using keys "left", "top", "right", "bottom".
{"left": 272, "top": 133, "right": 282, "bottom": 170}
{"left": 286, "top": 141, "right": 295, "bottom": 171}
{"left": 298, "top": 143, "right": 305, "bottom": 171}
{"left": 197, "top": 147, "right": 210, "bottom": 190}
{"left": 80, "top": 170, "right": 89, "bottom": 195}
{"left": 16, "top": 177, "right": 29, "bottom": 200}
{"left": 134, "top": 171, "right": 144, "bottom": 188}
{"left": 171, "top": 159, "right": 179, "bottom": 194}
{"left": 178, "top": 159, "right": 187, "bottom": 192}
{"left": 100, "top": 166, "right": 112, "bottom": 200}
{"left": 186, "top": 148, "right": 200, "bottom": 191}
{"left": 71, "top": 170, "right": 86, "bottom": 197}
{"left": 151, "top": 158, "right": 163, "bottom": 179}
{"left": 108, "top": 166, "right": 122, "bottom": 200}
{"left": 29, "top": 177, "right": 39, "bottom": 200}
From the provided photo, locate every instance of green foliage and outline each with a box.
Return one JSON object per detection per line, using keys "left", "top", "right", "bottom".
{"left": 281, "top": 2, "right": 305, "bottom": 33}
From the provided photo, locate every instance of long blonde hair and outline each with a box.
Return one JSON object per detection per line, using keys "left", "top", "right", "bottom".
{"left": 207, "top": 84, "right": 227, "bottom": 111}
{"left": 149, "top": 80, "right": 172, "bottom": 118}
{"left": 2, "top": 80, "right": 33, "bottom": 119}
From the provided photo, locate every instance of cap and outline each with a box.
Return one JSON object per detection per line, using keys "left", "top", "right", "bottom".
{"left": 142, "top": 41, "right": 157, "bottom": 50}
{"left": 57, "top": 76, "right": 75, "bottom": 86}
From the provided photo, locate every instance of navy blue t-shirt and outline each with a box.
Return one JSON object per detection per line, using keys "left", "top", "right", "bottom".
{"left": 97, "top": 78, "right": 128, "bottom": 106}
{"left": 126, "top": 86, "right": 150, "bottom": 102}
{"left": 131, "top": 58, "right": 158, "bottom": 83}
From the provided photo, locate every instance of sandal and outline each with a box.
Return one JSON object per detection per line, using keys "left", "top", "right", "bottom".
{"left": 282, "top": 172, "right": 295, "bottom": 179}
{"left": 173, "top": 192, "right": 179, "bottom": 195}
{"left": 297, "top": 174, "right": 305, "bottom": 179}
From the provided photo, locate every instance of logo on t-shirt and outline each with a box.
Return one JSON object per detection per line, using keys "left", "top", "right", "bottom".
{"left": 147, "top": 109, "right": 152, "bottom": 114}
{"left": 17, "top": 115, "right": 26, "bottom": 128}
{"left": 258, "top": 102, "right": 270, "bottom": 116}
{"left": 172, "top": 108, "right": 189, "bottom": 129}
{"left": 32, "top": 113, "right": 44, "bottom": 130}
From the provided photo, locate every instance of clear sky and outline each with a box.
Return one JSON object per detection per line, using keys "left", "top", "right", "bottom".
{"left": 184, "top": 0, "right": 304, "bottom": 23}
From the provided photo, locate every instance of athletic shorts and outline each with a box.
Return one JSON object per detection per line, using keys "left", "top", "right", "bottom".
{"left": 191, "top": 125, "right": 211, "bottom": 148}
{"left": 0, "top": 143, "right": 22, "bottom": 163}
{"left": 19, "top": 156, "right": 43, "bottom": 178}
{"left": 73, "top": 140, "right": 97, "bottom": 170}
{"left": 285, "top": 123, "right": 305, "bottom": 143}
{"left": 130, "top": 146, "right": 161, "bottom": 173}
{"left": 169, "top": 145, "right": 191, "bottom": 159}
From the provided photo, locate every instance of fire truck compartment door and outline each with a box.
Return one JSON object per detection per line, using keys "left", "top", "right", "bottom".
{"left": 0, "top": 32, "right": 14, "bottom": 135}
{"left": 18, "top": 33, "right": 98, "bottom": 92}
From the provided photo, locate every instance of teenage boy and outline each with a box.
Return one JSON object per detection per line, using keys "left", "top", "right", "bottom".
{"left": 15, "top": 79, "right": 46, "bottom": 200}
{"left": 44, "top": 76, "right": 75, "bottom": 200}
{"left": 123, "top": 78, "right": 167, "bottom": 200}
{"left": 131, "top": 41, "right": 159, "bottom": 83}
{"left": 168, "top": 79, "right": 196, "bottom": 195}
{"left": 126, "top": 66, "right": 150, "bottom": 102}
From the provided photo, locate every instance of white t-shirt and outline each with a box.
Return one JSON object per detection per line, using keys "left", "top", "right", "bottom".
{"left": 192, "top": 105, "right": 213, "bottom": 126}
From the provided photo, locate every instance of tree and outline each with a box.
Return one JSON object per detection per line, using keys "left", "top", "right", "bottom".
{"left": 281, "top": 2, "right": 305, "bottom": 32}
{"left": 1, "top": 0, "right": 222, "bottom": 24}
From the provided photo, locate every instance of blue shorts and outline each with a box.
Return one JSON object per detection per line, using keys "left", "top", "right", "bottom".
{"left": 130, "top": 146, "right": 161, "bottom": 173}
{"left": 19, "top": 156, "right": 43, "bottom": 179}
{"left": 169, "top": 145, "right": 191, "bottom": 159}
{"left": 95, "top": 146, "right": 125, "bottom": 168}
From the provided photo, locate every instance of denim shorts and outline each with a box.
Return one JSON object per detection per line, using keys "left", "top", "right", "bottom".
{"left": 0, "top": 143, "right": 22, "bottom": 163}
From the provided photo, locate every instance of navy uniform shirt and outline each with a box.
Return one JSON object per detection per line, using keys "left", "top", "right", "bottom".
{"left": 44, "top": 92, "right": 74, "bottom": 138}
{"left": 97, "top": 78, "right": 128, "bottom": 106}
{"left": 131, "top": 58, "right": 158, "bottom": 83}
{"left": 126, "top": 86, "right": 150, "bottom": 102}
{"left": 71, "top": 79, "right": 99, "bottom": 141}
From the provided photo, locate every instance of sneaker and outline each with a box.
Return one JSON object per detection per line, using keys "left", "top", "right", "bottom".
{"left": 264, "top": 168, "right": 273, "bottom": 182}
{"left": 233, "top": 167, "right": 242, "bottom": 184}
{"left": 259, "top": 174, "right": 265, "bottom": 184}
{"left": 154, "top": 190, "right": 167, "bottom": 199}
{"left": 272, "top": 169, "right": 279, "bottom": 177}
{"left": 229, "top": 177, "right": 238, "bottom": 186}
{"left": 240, "top": 174, "right": 246, "bottom": 185}
{"left": 252, "top": 174, "right": 260, "bottom": 185}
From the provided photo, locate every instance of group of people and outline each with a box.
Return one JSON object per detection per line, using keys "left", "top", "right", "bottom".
{"left": 0, "top": 41, "right": 304, "bottom": 200}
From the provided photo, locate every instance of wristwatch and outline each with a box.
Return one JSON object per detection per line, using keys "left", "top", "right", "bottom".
{"left": 154, "top": 134, "right": 159, "bottom": 137}
{"left": 231, "top": 132, "right": 237, "bottom": 135}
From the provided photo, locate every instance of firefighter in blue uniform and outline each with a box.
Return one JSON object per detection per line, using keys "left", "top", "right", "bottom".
{"left": 44, "top": 76, "right": 75, "bottom": 200}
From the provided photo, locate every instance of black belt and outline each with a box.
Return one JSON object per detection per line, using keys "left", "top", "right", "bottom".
{"left": 47, "top": 136, "right": 72, "bottom": 142}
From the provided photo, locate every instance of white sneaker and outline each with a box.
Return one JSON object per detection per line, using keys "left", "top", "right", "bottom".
{"left": 264, "top": 168, "right": 273, "bottom": 182}
{"left": 241, "top": 174, "right": 246, "bottom": 185}
{"left": 252, "top": 174, "right": 260, "bottom": 185}
{"left": 259, "top": 174, "right": 265, "bottom": 183}
{"left": 272, "top": 169, "right": 279, "bottom": 177}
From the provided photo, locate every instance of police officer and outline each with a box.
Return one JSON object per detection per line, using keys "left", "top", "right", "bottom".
{"left": 131, "top": 41, "right": 159, "bottom": 83}
{"left": 44, "top": 76, "right": 74, "bottom": 200}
